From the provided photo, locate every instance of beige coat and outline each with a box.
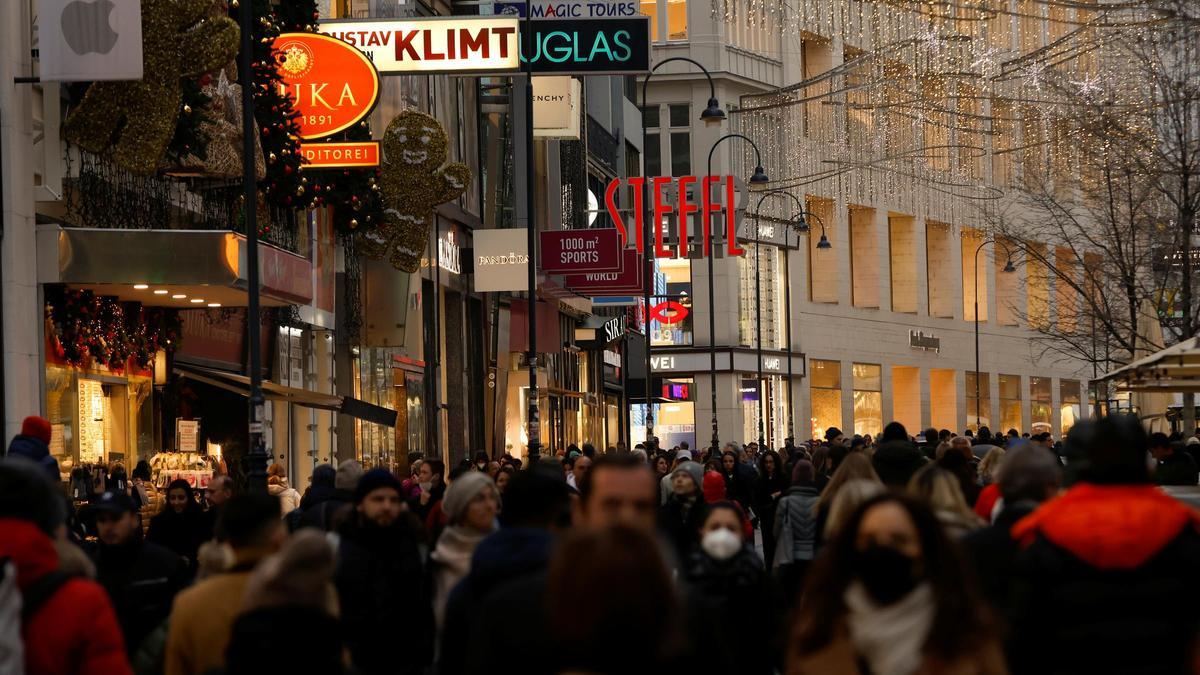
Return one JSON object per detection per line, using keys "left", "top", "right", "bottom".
{"left": 163, "top": 570, "right": 253, "bottom": 675}
{"left": 787, "top": 626, "right": 1008, "bottom": 675}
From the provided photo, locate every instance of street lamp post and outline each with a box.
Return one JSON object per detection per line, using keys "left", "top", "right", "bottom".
{"left": 751, "top": 189, "right": 812, "bottom": 448}
{"left": 236, "top": 0, "right": 266, "bottom": 493}
{"left": 640, "top": 58, "right": 724, "bottom": 451}
{"left": 973, "top": 237, "right": 1016, "bottom": 430}
{"left": 706, "top": 134, "right": 768, "bottom": 452}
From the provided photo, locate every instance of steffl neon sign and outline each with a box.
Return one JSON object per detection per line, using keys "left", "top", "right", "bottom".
{"left": 604, "top": 175, "right": 749, "bottom": 258}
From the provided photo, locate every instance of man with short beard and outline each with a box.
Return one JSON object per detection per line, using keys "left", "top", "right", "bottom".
{"left": 336, "top": 468, "right": 432, "bottom": 675}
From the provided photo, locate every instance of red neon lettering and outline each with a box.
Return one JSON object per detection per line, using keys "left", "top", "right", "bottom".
{"left": 677, "top": 176, "right": 697, "bottom": 258}
{"left": 395, "top": 30, "right": 419, "bottom": 60}
{"left": 701, "top": 176, "right": 721, "bottom": 257}
{"left": 493, "top": 26, "right": 515, "bottom": 58}
{"left": 424, "top": 30, "right": 445, "bottom": 60}
{"left": 628, "top": 177, "right": 645, "bottom": 254}
{"left": 652, "top": 177, "right": 674, "bottom": 259}
{"left": 459, "top": 28, "right": 489, "bottom": 58}
{"left": 605, "top": 179, "right": 625, "bottom": 246}
{"left": 725, "top": 176, "right": 744, "bottom": 256}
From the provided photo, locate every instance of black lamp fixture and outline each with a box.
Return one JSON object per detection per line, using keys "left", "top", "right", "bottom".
{"left": 1002, "top": 257, "right": 1016, "bottom": 273}
{"left": 792, "top": 211, "right": 809, "bottom": 234}
{"left": 702, "top": 97, "right": 726, "bottom": 125}
{"left": 750, "top": 165, "right": 770, "bottom": 184}
{"left": 816, "top": 232, "right": 832, "bottom": 249}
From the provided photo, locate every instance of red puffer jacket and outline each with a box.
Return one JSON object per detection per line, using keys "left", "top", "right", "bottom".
{"left": 0, "top": 518, "right": 131, "bottom": 675}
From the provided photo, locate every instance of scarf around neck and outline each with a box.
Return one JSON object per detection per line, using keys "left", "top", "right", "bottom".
{"left": 843, "top": 581, "right": 934, "bottom": 675}
{"left": 431, "top": 525, "right": 490, "bottom": 577}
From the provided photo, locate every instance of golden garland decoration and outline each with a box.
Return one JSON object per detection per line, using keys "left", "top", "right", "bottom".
{"left": 63, "top": 0, "right": 240, "bottom": 176}
{"left": 366, "top": 110, "right": 472, "bottom": 273}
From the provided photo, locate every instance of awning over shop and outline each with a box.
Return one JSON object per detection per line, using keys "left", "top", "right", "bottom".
{"left": 37, "top": 225, "right": 314, "bottom": 308}
{"left": 1101, "top": 336, "right": 1200, "bottom": 393}
{"left": 175, "top": 364, "right": 397, "bottom": 427}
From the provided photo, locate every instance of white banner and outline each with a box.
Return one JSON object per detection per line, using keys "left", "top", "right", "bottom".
{"left": 39, "top": 0, "right": 143, "bottom": 82}
{"left": 533, "top": 76, "right": 580, "bottom": 140}
{"left": 474, "top": 229, "right": 529, "bottom": 293}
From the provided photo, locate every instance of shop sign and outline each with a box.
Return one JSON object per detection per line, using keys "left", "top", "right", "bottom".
{"left": 603, "top": 349, "right": 622, "bottom": 367}
{"left": 299, "top": 141, "right": 381, "bottom": 168}
{"left": 540, "top": 228, "right": 622, "bottom": 274}
{"left": 563, "top": 249, "right": 643, "bottom": 296}
{"left": 40, "top": 0, "right": 143, "bottom": 82}
{"left": 422, "top": 230, "right": 462, "bottom": 274}
{"left": 496, "top": 1, "right": 640, "bottom": 19}
{"left": 176, "top": 419, "right": 200, "bottom": 453}
{"left": 275, "top": 33, "right": 381, "bottom": 140}
{"left": 533, "top": 76, "right": 581, "bottom": 139}
{"left": 909, "top": 330, "right": 941, "bottom": 354}
{"left": 602, "top": 315, "right": 626, "bottom": 342}
{"left": 319, "top": 17, "right": 521, "bottom": 74}
{"left": 520, "top": 18, "right": 650, "bottom": 75}
{"left": 605, "top": 175, "right": 749, "bottom": 259}
{"left": 648, "top": 300, "right": 688, "bottom": 325}
{"left": 474, "top": 229, "right": 529, "bottom": 292}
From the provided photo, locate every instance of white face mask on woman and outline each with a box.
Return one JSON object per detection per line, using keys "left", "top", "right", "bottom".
{"left": 700, "top": 527, "right": 742, "bottom": 561}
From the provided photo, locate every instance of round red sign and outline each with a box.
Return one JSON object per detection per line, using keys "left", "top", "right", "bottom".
{"left": 274, "top": 32, "right": 381, "bottom": 140}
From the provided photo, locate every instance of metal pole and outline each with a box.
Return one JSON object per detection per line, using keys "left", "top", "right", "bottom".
{"left": 238, "top": 0, "right": 266, "bottom": 493}
{"left": 783, "top": 224, "right": 794, "bottom": 443}
{"left": 973, "top": 240, "right": 985, "bottom": 432}
{"left": 523, "top": 16, "right": 541, "bottom": 465}
{"left": 755, "top": 219, "right": 764, "bottom": 447}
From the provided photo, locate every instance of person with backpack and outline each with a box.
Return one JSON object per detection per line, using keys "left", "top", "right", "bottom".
{"left": 0, "top": 458, "right": 131, "bottom": 675}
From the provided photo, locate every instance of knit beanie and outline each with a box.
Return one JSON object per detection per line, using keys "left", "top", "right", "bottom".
{"left": 0, "top": 458, "right": 67, "bottom": 534}
{"left": 791, "top": 459, "right": 815, "bottom": 487}
{"left": 671, "top": 461, "right": 703, "bottom": 493}
{"left": 21, "top": 416, "right": 52, "bottom": 444}
{"left": 353, "top": 468, "right": 402, "bottom": 504}
{"left": 441, "top": 471, "right": 496, "bottom": 525}
{"left": 702, "top": 471, "right": 726, "bottom": 503}
{"left": 336, "top": 460, "right": 365, "bottom": 491}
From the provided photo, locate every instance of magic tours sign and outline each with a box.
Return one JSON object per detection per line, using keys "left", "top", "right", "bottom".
{"left": 318, "top": 16, "right": 649, "bottom": 75}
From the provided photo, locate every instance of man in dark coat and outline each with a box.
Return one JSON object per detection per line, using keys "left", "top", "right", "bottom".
{"left": 1149, "top": 432, "right": 1199, "bottom": 486}
{"left": 6, "top": 415, "right": 60, "bottom": 480}
{"left": 91, "top": 490, "right": 187, "bottom": 657}
{"left": 961, "top": 444, "right": 1060, "bottom": 615}
{"left": 871, "top": 421, "right": 927, "bottom": 487}
{"left": 439, "top": 468, "right": 571, "bottom": 675}
{"left": 1009, "top": 416, "right": 1200, "bottom": 675}
{"left": 336, "top": 468, "right": 432, "bottom": 675}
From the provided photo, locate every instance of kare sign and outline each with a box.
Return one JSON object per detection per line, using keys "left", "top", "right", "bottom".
{"left": 319, "top": 17, "right": 521, "bottom": 74}
{"left": 275, "top": 33, "right": 381, "bottom": 139}
{"left": 540, "top": 228, "right": 622, "bottom": 274}
{"left": 604, "top": 175, "right": 750, "bottom": 259}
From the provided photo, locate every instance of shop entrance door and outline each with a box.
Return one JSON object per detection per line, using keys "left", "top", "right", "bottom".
{"left": 77, "top": 376, "right": 130, "bottom": 466}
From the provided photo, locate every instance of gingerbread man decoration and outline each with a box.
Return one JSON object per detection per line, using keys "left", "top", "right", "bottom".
{"left": 63, "top": 0, "right": 239, "bottom": 175}
{"left": 365, "top": 110, "right": 472, "bottom": 272}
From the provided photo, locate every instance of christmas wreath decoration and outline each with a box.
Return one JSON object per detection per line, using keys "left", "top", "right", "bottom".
{"left": 46, "top": 287, "right": 181, "bottom": 373}
{"left": 63, "top": 0, "right": 240, "bottom": 175}
{"left": 365, "top": 110, "right": 472, "bottom": 272}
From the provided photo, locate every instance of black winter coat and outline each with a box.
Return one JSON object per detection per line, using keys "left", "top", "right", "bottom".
{"left": 1009, "top": 484, "right": 1200, "bottom": 675}
{"left": 871, "top": 439, "right": 927, "bottom": 488}
{"left": 960, "top": 500, "right": 1038, "bottom": 617}
{"left": 682, "top": 547, "right": 780, "bottom": 675}
{"left": 658, "top": 494, "right": 706, "bottom": 565}
{"left": 93, "top": 539, "right": 187, "bottom": 655}
{"left": 336, "top": 515, "right": 433, "bottom": 675}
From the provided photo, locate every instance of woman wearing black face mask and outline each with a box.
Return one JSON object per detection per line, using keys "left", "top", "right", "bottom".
{"left": 786, "top": 494, "right": 1006, "bottom": 675}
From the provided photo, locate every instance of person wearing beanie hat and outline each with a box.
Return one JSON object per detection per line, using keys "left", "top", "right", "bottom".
{"left": 336, "top": 465, "right": 432, "bottom": 675}
{"left": 430, "top": 472, "right": 499, "bottom": 649}
{"left": 659, "top": 460, "right": 706, "bottom": 565}
{"left": 336, "top": 459, "right": 365, "bottom": 492}
{"left": 773, "top": 458, "right": 821, "bottom": 599}
{"left": 0, "top": 459, "right": 131, "bottom": 675}
{"left": 7, "top": 415, "right": 61, "bottom": 482}
{"left": 702, "top": 469, "right": 727, "bottom": 504}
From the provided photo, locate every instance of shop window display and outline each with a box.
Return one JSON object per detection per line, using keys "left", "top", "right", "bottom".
{"left": 966, "top": 371, "right": 991, "bottom": 432}
{"left": 999, "top": 374, "right": 1022, "bottom": 433}
{"left": 852, "top": 363, "right": 882, "bottom": 437}
{"left": 1060, "top": 380, "right": 1081, "bottom": 433}
{"left": 1030, "top": 376, "right": 1052, "bottom": 430}
{"left": 810, "top": 359, "right": 842, "bottom": 441}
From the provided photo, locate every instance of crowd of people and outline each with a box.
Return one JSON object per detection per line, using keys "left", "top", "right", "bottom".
{"left": 2, "top": 413, "right": 1200, "bottom": 675}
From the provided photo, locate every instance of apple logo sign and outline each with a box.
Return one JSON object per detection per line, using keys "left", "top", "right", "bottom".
{"left": 61, "top": 0, "right": 120, "bottom": 55}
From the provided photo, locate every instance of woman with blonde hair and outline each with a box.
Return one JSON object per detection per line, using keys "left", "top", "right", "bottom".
{"left": 978, "top": 446, "right": 1006, "bottom": 485}
{"left": 823, "top": 479, "right": 886, "bottom": 540}
{"left": 266, "top": 462, "right": 302, "bottom": 515}
{"left": 908, "top": 465, "right": 983, "bottom": 537}
{"left": 812, "top": 453, "right": 881, "bottom": 547}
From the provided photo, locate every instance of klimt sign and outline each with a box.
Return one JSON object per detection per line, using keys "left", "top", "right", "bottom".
{"left": 540, "top": 228, "right": 622, "bottom": 274}
{"left": 275, "top": 33, "right": 381, "bottom": 139}
{"left": 319, "top": 17, "right": 521, "bottom": 74}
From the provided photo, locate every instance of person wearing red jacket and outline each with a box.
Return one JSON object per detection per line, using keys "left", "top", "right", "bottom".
{"left": 0, "top": 457, "right": 131, "bottom": 675}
